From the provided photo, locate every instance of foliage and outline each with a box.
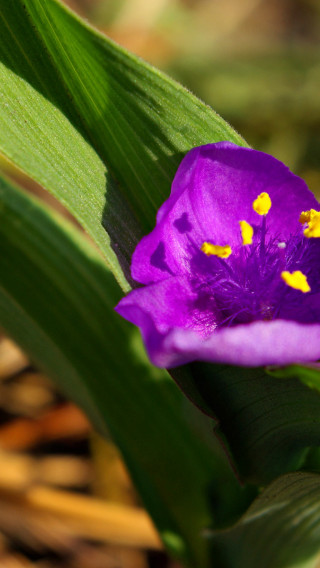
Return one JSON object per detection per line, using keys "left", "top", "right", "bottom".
{"left": 0, "top": 1, "right": 320, "bottom": 567}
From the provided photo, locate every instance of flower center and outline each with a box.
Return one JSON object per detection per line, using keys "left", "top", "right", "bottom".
{"left": 195, "top": 194, "right": 320, "bottom": 330}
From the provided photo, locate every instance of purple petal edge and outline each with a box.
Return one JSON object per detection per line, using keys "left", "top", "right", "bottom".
{"left": 116, "top": 296, "right": 320, "bottom": 368}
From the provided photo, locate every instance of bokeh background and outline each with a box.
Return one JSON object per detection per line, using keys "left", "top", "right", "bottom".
{"left": 0, "top": 1, "right": 319, "bottom": 567}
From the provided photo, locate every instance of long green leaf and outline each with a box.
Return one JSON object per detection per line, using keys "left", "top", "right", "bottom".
{"left": 210, "top": 471, "right": 320, "bottom": 568}
{"left": 0, "top": 0, "right": 246, "bottom": 289}
{"left": 176, "top": 363, "right": 320, "bottom": 485}
{"left": 3, "top": 5, "right": 320, "bottom": 563}
{"left": 0, "top": 173, "right": 251, "bottom": 567}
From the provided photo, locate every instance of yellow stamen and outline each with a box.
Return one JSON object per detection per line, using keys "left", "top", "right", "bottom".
{"left": 201, "top": 242, "right": 232, "bottom": 259}
{"left": 239, "top": 220, "right": 253, "bottom": 245}
{"left": 299, "top": 209, "right": 317, "bottom": 224}
{"left": 281, "top": 270, "right": 310, "bottom": 293}
{"left": 300, "top": 209, "right": 320, "bottom": 238}
{"left": 253, "top": 192, "right": 272, "bottom": 215}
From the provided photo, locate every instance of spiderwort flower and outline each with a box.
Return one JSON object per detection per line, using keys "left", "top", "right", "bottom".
{"left": 115, "top": 142, "right": 320, "bottom": 368}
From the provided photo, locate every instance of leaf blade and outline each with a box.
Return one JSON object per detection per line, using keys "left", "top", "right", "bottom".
{"left": 0, "top": 0, "right": 246, "bottom": 285}
{"left": 211, "top": 472, "right": 320, "bottom": 568}
{"left": 0, "top": 173, "right": 249, "bottom": 567}
{"left": 179, "top": 362, "right": 320, "bottom": 485}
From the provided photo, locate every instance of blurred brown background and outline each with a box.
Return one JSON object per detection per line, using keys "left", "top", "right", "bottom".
{"left": 0, "top": 1, "right": 319, "bottom": 566}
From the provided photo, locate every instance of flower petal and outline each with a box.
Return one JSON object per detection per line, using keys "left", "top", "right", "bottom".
{"left": 165, "top": 321, "right": 320, "bottom": 368}
{"left": 132, "top": 142, "right": 319, "bottom": 285}
{"left": 115, "top": 276, "right": 204, "bottom": 335}
{"left": 116, "top": 280, "right": 320, "bottom": 368}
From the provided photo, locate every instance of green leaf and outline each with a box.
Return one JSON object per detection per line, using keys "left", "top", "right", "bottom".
{"left": 0, "top": 0, "right": 246, "bottom": 290}
{"left": 210, "top": 471, "right": 320, "bottom": 568}
{"left": 2, "top": 0, "right": 320, "bottom": 498}
{"left": 0, "top": 173, "right": 251, "bottom": 567}
{"left": 177, "top": 363, "right": 320, "bottom": 485}
{"left": 268, "top": 363, "right": 320, "bottom": 393}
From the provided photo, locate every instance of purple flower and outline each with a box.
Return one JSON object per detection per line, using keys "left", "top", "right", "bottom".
{"left": 116, "top": 142, "right": 320, "bottom": 368}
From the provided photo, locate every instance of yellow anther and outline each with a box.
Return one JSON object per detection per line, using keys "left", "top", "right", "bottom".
{"left": 239, "top": 220, "right": 253, "bottom": 245}
{"left": 299, "top": 209, "right": 317, "bottom": 224}
{"left": 281, "top": 270, "right": 310, "bottom": 293}
{"left": 253, "top": 192, "right": 272, "bottom": 215}
{"left": 201, "top": 242, "right": 232, "bottom": 259}
{"left": 300, "top": 209, "right": 320, "bottom": 238}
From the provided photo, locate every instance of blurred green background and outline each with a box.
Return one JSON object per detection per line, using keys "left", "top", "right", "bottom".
{"left": 2, "top": 0, "right": 320, "bottom": 197}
